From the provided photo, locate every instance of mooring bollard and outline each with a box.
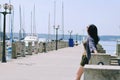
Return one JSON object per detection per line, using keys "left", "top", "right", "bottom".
{"left": 28, "top": 42, "right": 32, "bottom": 55}
{"left": 12, "top": 42, "right": 17, "bottom": 59}
{"left": 21, "top": 42, "right": 26, "bottom": 57}
{"left": 38, "top": 42, "right": 43, "bottom": 53}
{"left": 0, "top": 42, "right": 3, "bottom": 60}
{"left": 42, "top": 42, "right": 46, "bottom": 53}
{"left": 34, "top": 41, "right": 38, "bottom": 54}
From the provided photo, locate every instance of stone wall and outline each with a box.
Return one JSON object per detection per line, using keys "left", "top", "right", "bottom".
{"left": 10, "top": 41, "right": 68, "bottom": 59}
{"left": 97, "top": 44, "right": 106, "bottom": 53}
{"left": 84, "top": 65, "right": 120, "bottom": 80}
{"left": 116, "top": 44, "right": 120, "bottom": 57}
{"left": 89, "top": 53, "right": 111, "bottom": 65}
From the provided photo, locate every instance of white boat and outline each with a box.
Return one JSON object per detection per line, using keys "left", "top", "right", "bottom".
{"left": 24, "top": 35, "right": 38, "bottom": 46}
{"left": 24, "top": 5, "right": 39, "bottom": 46}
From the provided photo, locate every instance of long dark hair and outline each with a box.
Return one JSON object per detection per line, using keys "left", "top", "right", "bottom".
{"left": 87, "top": 24, "right": 99, "bottom": 44}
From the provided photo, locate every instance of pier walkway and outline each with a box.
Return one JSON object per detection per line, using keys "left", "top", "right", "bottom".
{"left": 0, "top": 45, "right": 84, "bottom": 80}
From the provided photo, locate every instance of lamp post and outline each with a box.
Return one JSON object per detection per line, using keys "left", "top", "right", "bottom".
{"left": 76, "top": 33, "right": 78, "bottom": 41}
{"left": 53, "top": 25, "right": 59, "bottom": 50}
{"left": 0, "top": 3, "right": 13, "bottom": 63}
{"left": 75, "top": 33, "right": 78, "bottom": 46}
{"left": 68, "top": 30, "right": 73, "bottom": 39}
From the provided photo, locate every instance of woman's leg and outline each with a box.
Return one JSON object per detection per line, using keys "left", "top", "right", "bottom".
{"left": 75, "top": 66, "right": 84, "bottom": 80}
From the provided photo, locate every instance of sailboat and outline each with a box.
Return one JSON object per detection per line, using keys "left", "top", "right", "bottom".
{"left": 6, "top": 0, "right": 13, "bottom": 60}
{"left": 19, "top": 5, "right": 25, "bottom": 41}
{"left": 24, "top": 35, "right": 38, "bottom": 46}
{"left": 24, "top": 5, "right": 38, "bottom": 46}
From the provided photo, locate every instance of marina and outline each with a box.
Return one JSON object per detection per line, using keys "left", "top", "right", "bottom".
{"left": 0, "top": 0, "right": 120, "bottom": 80}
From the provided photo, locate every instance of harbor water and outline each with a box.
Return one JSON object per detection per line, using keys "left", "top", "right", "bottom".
{"left": 99, "top": 41, "right": 117, "bottom": 55}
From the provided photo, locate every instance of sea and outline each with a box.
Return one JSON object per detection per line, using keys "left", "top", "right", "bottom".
{"left": 99, "top": 41, "right": 116, "bottom": 55}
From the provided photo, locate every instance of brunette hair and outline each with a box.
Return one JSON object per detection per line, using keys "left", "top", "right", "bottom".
{"left": 87, "top": 24, "right": 99, "bottom": 44}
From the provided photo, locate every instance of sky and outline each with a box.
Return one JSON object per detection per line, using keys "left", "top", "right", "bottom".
{"left": 0, "top": 0, "right": 120, "bottom": 36}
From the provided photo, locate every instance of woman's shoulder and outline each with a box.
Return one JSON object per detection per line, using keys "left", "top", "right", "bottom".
{"left": 87, "top": 36, "right": 94, "bottom": 41}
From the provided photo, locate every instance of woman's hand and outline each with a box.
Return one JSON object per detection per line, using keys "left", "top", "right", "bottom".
{"left": 94, "top": 50, "right": 98, "bottom": 54}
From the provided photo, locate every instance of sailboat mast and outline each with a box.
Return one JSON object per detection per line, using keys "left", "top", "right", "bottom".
{"left": 19, "top": 5, "right": 22, "bottom": 33}
{"left": 0, "top": 7, "right": 2, "bottom": 41}
{"left": 54, "top": 1, "right": 56, "bottom": 27}
{"left": 53, "top": 1, "right": 56, "bottom": 37}
{"left": 9, "top": 0, "right": 11, "bottom": 38}
{"left": 33, "top": 4, "right": 36, "bottom": 36}
{"left": 23, "top": 6, "right": 25, "bottom": 32}
{"left": 10, "top": 9, "right": 14, "bottom": 42}
{"left": 31, "top": 11, "right": 33, "bottom": 36}
{"left": 9, "top": 0, "right": 14, "bottom": 42}
{"left": 48, "top": 12, "right": 51, "bottom": 41}
{"left": 19, "top": 5, "right": 22, "bottom": 40}
{"left": 62, "top": 1, "right": 64, "bottom": 39}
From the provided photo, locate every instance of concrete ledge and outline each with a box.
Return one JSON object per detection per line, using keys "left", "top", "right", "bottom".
{"left": 84, "top": 65, "right": 120, "bottom": 80}
{"left": 111, "top": 57, "right": 120, "bottom": 65}
{"left": 89, "top": 53, "right": 111, "bottom": 65}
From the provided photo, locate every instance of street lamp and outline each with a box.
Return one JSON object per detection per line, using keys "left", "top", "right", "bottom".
{"left": 68, "top": 30, "right": 73, "bottom": 39}
{"left": 76, "top": 33, "right": 78, "bottom": 42}
{"left": 53, "top": 25, "right": 59, "bottom": 50}
{"left": 0, "top": 3, "right": 13, "bottom": 63}
{"left": 75, "top": 33, "right": 78, "bottom": 46}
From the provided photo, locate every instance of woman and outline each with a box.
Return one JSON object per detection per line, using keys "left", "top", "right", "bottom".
{"left": 75, "top": 24, "right": 100, "bottom": 80}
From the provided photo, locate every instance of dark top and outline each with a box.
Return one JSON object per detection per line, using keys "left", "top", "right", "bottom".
{"left": 86, "top": 36, "right": 97, "bottom": 61}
